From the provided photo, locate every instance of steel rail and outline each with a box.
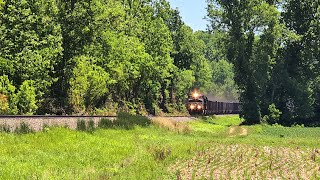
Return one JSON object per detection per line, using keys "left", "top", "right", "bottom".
{"left": 0, "top": 115, "right": 116, "bottom": 118}
{"left": 0, "top": 115, "right": 191, "bottom": 118}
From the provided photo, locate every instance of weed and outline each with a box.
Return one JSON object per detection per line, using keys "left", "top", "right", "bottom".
{"left": 116, "top": 112, "right": 151, "bottom": 129}
{"left": 151, "top": 145, "right": 171, "bottom": 161}
{"left": 76, "top": 119, "right": 87, "bottom": 131}
{"left": 0, "top": 124, "right": 11, "bottom": 133}
{"left": 87, "top": 119, "right": 95, "bottom": 133}
{"left": 98, "top": 118, "right": 113, "bottom": 128}
{"left": 42, "top": 124, "right": 50, "bottom": 132}
{"left": 15, "top": 122, "right": 34, "bottom": 134}
{"left": 98, "top": 112, "right": 151, "bottom": 130}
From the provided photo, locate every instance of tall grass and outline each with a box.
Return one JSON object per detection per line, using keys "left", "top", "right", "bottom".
{"left": 0, "top": 115, "right": 319, "bottom": 179}
{"left": 151, "top": 117, "right": 191, "bottom": 134}
{"left": 14, "top": 122, "right": 34, "bottom": 134}
{"left": 98, "top": 112, "right": 151, "bottom": 130}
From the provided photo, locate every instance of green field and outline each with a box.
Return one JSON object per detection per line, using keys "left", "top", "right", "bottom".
{"left": 0, "top": 115, "right": 319, "bottom": 179}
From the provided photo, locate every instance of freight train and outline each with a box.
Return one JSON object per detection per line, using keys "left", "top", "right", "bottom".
{"left": 186, "top": 90, "right": 240, "bottom": 115}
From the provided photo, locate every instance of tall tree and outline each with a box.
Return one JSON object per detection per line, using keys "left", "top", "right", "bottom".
{"left": 207, "top": 0, "right": 281, "bottom": 124}
{"left": 0, "top": 0, "right": 62, "bottom": 112}
{"left": 277, "top": 0, "right": 319, "bottom": 121}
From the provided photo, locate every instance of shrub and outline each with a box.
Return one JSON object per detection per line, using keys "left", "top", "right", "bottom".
{"left": 98, "top": 112, "right": 151, "bottom": 130}
{"left": 262, "top": 103, "right": 282, "bottom": 125}
{"left": 68, "top": 56, "right": 110, "bottom": 113}
{"left": 116, "top": 112, "right": 151, "bottom": 129}
{"left": 150, "top": 145, "right": 171, "bottom": 161}
{"left": 0, "top": 75, "right": 17, "bottom": 114}
{"left": 0, "top": 94, "right": 9, "bottom": 114}
{"left": 42, "top": 124, "right": 50, "bottom": 132}
{"left": 15, "top": 122, "right": 34, "bottom": 134}
{"left": 16, "top": 80, "right": 38, "bottom": 115}
{"left": 77, "top": 119, "right": 96, "bottom": 132}
{"left": 87, "top": 119, "right": 95, "bottom": 133}
{"left": 98, "top": 118, "right": 113, "bottom": 128}
{"left": 77, "top": 119, "right": 87, "bottom": 131}
{"left": 0, "top": 124, "right": 11, "bottom": 133}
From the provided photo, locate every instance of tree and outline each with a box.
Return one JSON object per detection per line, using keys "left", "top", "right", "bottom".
{"left": 207, "top": 0, "right": 282, "bottom": 124}
{"left": 276, "top": 0, "right": 319, "bottom": 121}
{"left": 210, "top": 59, "right": 238, "bottom": 101}
{"left": 0, "top": 75, "right": 16, "bottom": 114}
{"left": 16, "top": 80, "right": 37, "bottom": 115}
{"left": 0, "top": 0, "right": 62, "bottom": 102}
{"left": 68, "top": 56, "right": 110, "bottom": 113}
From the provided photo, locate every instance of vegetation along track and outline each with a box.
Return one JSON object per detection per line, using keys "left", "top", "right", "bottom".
{"left": 0, "top": 115, "right": 195, "bottom": 132}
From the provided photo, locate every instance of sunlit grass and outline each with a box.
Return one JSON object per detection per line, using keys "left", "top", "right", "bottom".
{"left": 0, "top": 115, "right": 319, "bottom": 179}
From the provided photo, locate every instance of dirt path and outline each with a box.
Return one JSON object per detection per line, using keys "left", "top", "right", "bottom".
{"left": 228, "top": 126, "right": 247, "bottom": 137}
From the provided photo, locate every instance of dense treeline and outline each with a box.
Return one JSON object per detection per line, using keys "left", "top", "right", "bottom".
{"left": 207, "top": 0, "right": 320, "bottom": 125}
{"left": 0, "top": 0, "right": 237, "bottom": 115}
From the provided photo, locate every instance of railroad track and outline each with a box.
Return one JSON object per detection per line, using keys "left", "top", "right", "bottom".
{"left": 0, "top": 115, "right": 196, "bottom": 132}
{"left": 0, "top": 115, "right": 191, "bottom": 118}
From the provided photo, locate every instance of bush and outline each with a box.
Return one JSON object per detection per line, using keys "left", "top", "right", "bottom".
{"left": 77, "top": 119, "right": 96, "bottom": 132}
{"left": 0, "top": 75, "right": 17, "bottom": 114}
{"left": 68, "top": 56, "right": 110, "bottom": 113}
{"left": 262, "top": 103, "right": 282, "bottom": 125}
{"left": 116, "top": 112, "right": 151, "bottom": 129}
{"left": 0, "top": 124, "right": 11, "bottom": 133}
{"left": 16, "top": 80, "right": 38, "bottom": 115}
{"left": 15, "top": 122, "right": 34, "bottom": 134}
{"left": 0, "top": 94, "right": 9, "bottom": 114}
{"left": 98, "top": 118, "right": 113, "bottom": 128}
{"left": 98, "top": 112, "right": 151, "bottom": 130}
{"left": 87, "top": 119, "right": 95, "bottom": 133}
{"left": 77, "top": 119, "right": 87, "bottom": 131}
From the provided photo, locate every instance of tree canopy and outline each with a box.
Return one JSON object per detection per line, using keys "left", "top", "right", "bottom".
{"left": 207, "top": 0, "right": 320, "bottom": 125}
{"left": 0, "top": 0, "right": 237, "bottom": 116}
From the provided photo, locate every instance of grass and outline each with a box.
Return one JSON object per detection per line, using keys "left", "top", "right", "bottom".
{"left": 0, "top": 115, "right": 319, "bottom": 179}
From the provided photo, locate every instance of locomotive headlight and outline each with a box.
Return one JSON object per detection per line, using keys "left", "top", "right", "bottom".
{"left": 190, "top": 104, "right": 195, "bottom": 110}
{"left": 193, "top": 92, "right": 199, "bottom": 98}
{"left": 197, "top": 105, "right": 202, "bottom": 109}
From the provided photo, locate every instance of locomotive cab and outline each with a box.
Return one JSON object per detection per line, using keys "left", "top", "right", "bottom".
{"left": 186, "top": 91, "right": 207, "bottom": 115}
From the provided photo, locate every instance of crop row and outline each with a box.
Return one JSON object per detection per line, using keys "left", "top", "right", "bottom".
{"left": 171, "top": 143, "right": 320, "bottom": 179}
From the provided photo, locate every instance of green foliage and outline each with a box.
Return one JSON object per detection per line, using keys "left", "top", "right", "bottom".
{"left": 14, "top": 122, "right": 34, "bottom": 134}
{"left": 209, "top": 59, "right": 238, "bottom": 101}
{"left": 68, "top": 56, "right": 109, "bottom": 113}
{"left": 0, "top": 0, "right": 62, "bottom": 98}
{"left": 76, "top": 119, "right": 87, "bottom": 131}
{"left": 262, "top": 103, "right": 282, "bottom": 124}
{"left": 0, "top": 124, "right": 11, "bottom": 133}
{"left": 0, "top": 75, "right": 16, "bottom": 114}
{"left": 207, "top": 0, "right": 320, "bottom": 125}
{"left": 76, "top": 119, "right": 96, "bottom": 133}
{"left": 1, "top": 0, "right": 318, "bottom": 123}
{"left": 0, "top": 116, "right": 320, "bottom": 178}
{"left": 98, "top": 118, "right": 114, "bottom": 128}
{"left": 174, "top": 69, "right": 195, "bottom": 102}
{"left": 98, "top": 113, "right": 151, "bottom": 130}
{"left": 16, "top": 80, "right": 37, "bottom": 115}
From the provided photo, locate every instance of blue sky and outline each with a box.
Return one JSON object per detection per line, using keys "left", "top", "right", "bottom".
{"left": 167, "top": 0, "right": 208, "bottom": 31}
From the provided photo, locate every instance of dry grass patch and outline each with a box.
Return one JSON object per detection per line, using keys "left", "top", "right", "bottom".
{"left": 171, "top": 143, "right": 320, "bottom": 179}
{"left": 228, "top": 126, "right": 248, "bottom": 137}
{"left": 151, "top": 117, "right": 191, "bottom": 133}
